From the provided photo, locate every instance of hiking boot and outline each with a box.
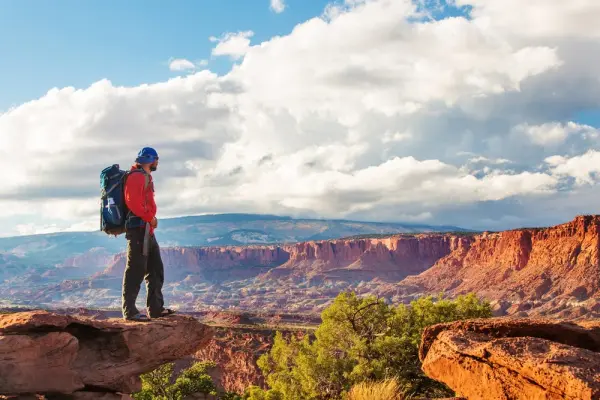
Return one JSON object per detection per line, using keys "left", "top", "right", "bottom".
{"left": 149, "top": 308, "right": 176, "bottom": 319}
{"left": 125, "top": 313, "right": 150, "bottom": 322}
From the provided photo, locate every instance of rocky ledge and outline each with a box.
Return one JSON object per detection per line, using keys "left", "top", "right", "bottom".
{"left": 0, "top": 310, "right": 213, "bottom": 398}
{"left": 419, "top": 317, "right": 600, "bottom": 400}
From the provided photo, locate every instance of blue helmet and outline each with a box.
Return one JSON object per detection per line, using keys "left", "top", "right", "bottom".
{"left": 135, "top": 147, "right": 159, "bottom": 164}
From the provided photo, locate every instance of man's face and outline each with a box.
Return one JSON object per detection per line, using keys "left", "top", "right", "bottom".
{"left": 150, "top": 159, "right": 159, "bottom": 172}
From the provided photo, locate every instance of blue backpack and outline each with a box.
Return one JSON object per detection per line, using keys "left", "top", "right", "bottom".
{"left": 100, "top": 165, "right": 149, "bottom": 236}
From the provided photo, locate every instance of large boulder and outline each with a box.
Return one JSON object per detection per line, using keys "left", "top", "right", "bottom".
{"left": 419, "top": 317, "right": 600, "bottom": 400}
{"left": 0, "top": 311, "right": 213, "bottom": 397}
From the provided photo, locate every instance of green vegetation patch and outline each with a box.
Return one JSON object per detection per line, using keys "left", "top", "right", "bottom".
{"left": 246, "top": 291, "right": 491, "bottom": 400}
{"left": 132, "top": 291, "right": 491, "bottom": 400}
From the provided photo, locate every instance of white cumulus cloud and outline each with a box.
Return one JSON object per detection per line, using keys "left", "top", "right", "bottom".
{"left": 210, "top": 31, "right": 255, "bottom": 60}
{"left": 547, "top": 150, "right": 600, "bottom": 185}
{"left": 270, "top": 0, "right": 286, "bottom": 13}
{"left": 515, "top": 122, "right": 600, "bottom": 146}
{"left": 456, "top": 0, "right": 600, "bottom": 38}
{"left": 169, "top": 58, "right": 196, "bottom": 71}
{"left": 2, "top": 0, "right": 600, "bottom": 236}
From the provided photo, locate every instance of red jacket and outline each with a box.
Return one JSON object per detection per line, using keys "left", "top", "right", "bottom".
{"left": 124, "top": 166, "right": 157, "bottom": 234}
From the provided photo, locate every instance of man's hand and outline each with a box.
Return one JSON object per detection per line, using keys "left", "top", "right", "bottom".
{"left": 151, "top": 217, "right": 158, "bottom": 228}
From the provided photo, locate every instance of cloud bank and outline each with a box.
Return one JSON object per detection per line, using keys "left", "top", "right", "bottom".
{"left": 1, "top": 0, "right": 600, "bottom": 236}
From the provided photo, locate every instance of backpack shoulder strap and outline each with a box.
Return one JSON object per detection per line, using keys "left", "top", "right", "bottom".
{"left": 124, "top": 169, "right": 150, "bottom": 189}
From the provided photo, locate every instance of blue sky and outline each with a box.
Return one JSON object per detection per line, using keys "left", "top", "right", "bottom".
{"left": 0, "top": 0, "right": 478, "bottom": 112}
{"left": 0, "top": 0, "right": 335, "bottom": 111}
{"left": 2, "top": 0, "right": 600, "bottom": 236}
{"left": 3, "top": 0, "right": 596, "bottom": 127}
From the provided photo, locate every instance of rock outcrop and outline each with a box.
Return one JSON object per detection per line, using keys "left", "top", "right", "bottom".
{"left": 0, "top": 310, "right": 213, "bottom": 397}
{"left": 419, "top": 317, "right": 600, "bottom": 399}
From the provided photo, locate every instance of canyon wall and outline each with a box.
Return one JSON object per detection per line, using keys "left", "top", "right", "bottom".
{"left": 98, "top": 245, "right": 291, "bottom": 281}
{"left": 390, "top": 215, "right": 600, "bottom": 318}
{"left": 191, "top": 327, "right": 272, "bottom": 393}
{"left": 97, "top": 234, "right": 469, "bottom": 284}
{"left": 22, "top": 215, "right": 600, "bottom": 319}
{"left": 267, "top": 234, "right": 470, "bottom": 281}
{"left": 172, "top": 325, "right": 308, "bottom": 394}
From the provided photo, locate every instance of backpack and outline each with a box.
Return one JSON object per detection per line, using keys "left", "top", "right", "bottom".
{"left": 100, "top": 164, "right": 149, "bottom": 236}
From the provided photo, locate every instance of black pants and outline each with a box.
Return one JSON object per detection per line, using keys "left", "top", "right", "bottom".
{"left": 121, "top": 228, "right": 165, "bottom": 318}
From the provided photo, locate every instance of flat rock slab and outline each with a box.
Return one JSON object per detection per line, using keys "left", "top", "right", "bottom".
{"left": 420, "top": 317, "right": 600, "bottom": 400}
{"left": 0, "top": 310, "right": 213, "bottom": 396}
{"left": 419, "top": 317, "right": 600, "bottom": 361}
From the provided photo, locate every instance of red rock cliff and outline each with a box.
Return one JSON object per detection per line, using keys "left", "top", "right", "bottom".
{"left": 392, "top": 215, "right": 600, "bottom": 318}
{"left": 174, "top": 326, "right": 307, "bottom": 394}
{"left": 78, "top": 215, "right": 600, "bottom": 318}
{"left": 98, "top": 246, "right": 290, "bottom": 281}
{"left": 96, "top": 235, "right": 469, "bottom": 284}
{"left": 262, "top": 235, "right": 470, "bottom": 282}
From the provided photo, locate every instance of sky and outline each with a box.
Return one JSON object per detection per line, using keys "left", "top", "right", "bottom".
{"left": 1, "top": 0, "right": 600, "bottom": 237}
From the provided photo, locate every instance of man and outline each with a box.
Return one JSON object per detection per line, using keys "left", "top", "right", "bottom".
{"left": 121, "top": 147, "right": 175, "bottom": 321}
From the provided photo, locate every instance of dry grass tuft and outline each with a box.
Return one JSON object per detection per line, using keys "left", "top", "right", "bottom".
{"left": 347, "top": 378, "right": 404, "bottom": 400}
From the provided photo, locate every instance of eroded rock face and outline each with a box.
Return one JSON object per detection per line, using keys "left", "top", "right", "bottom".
{"left": 186, "top": 327, "right": 308, "bottom": 394}
{"left": 98, "top": 235, "right": 463, "bottom": 284}
{"left": 192, "top": 328, "right": 270, "bottom": 393}
{"left": 265, "top": 235, "right": 467, "bottom": 282}
{"left": 24, "top": 215, "right": 600, "bottom": 318}
{"left": 0, "top": 310, "right": 213, "bottom": 397}
{"left": 98, "top": 246, "right": 290, "bottom": 282}
{"left": 393, "top": 215, "right": 600, "bottom": 318}
{"left": 419, "top": 317, "right": 600, "bottom": 400}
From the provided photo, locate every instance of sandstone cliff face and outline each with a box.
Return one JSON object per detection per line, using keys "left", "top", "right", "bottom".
{"left": 262, "top": 235, "right": 469, "bottom": 282}
{"left": 98, "top": 246, "right": 290, "bottom": 281}
{"left": 390, "top": 215, "right": 600, "bottom": 318}
{"left": 186, "top": 327, "right": 307, "bottom": 394}
{"left": 61, "top": 248, "right": 115, "bottom": 269}
{"left": 26, "top": 215, "right": 600, "bottom": 319}
{"left": 191, "top": 328, "right": 271, "bottom": 393}
{"left": 92, "top": 234, "right": 468, "bottom": 288}
{"left": 419, "top": 317, "right": 600, "bottom": 400}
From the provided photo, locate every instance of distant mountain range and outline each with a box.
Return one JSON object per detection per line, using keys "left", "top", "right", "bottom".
{"left": 5, "top": 215, "right": 600, "bottom": 320}
{"left": 0, "top": 213, "right": 469, "bottom": 264}
{"left": 0, "top": 213, "right": 470, "bottom": 308}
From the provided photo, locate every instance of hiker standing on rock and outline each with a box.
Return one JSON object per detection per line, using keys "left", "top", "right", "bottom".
{"left": 122, "top": 147, "right": 175, "bottom": 321}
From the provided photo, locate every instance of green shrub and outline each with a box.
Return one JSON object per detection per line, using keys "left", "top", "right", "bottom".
{"left": 133, "top": 360, "right": 240, "bottom": 400}
{"left": 243, "top": 386, "right": 284, "bottom": 400}
{"left": 252, "top": 291, "right": 491, "bottom": 400}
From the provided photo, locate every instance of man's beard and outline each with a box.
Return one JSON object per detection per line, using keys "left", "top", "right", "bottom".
{"left": 150, "top": 165, "right": 158, "bottom": 172}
